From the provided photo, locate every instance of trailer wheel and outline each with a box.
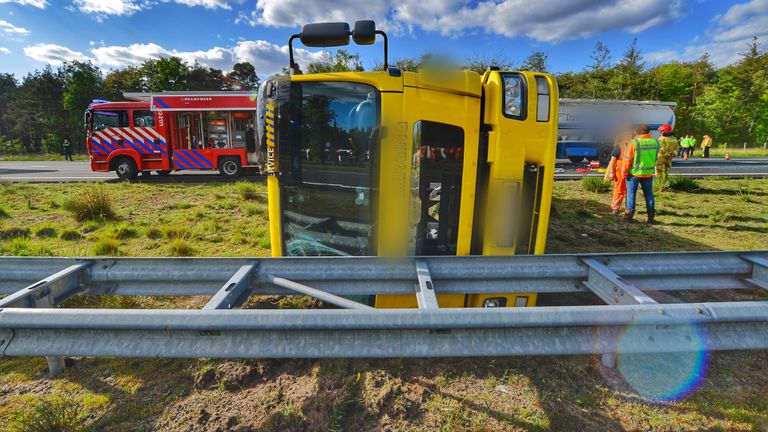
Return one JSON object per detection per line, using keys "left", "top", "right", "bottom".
{"left": 155, "top": 170, "right": 171, "bottom": 176}
{"left": 568, "top": 156, "right": 584, "bottom": 164}
{"left": 114, "top": 157, "right": 138, "bottom": 181}
{"left": 219, "top": 157, "right": 243, "bottom": 179}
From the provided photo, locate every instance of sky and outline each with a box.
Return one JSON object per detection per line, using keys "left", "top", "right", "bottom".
{"left": 0, "top": 0, "right": 766, "bottom": 80}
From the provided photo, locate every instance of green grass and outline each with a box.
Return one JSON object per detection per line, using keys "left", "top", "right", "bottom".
{"left": 0, "top": 179, "right": 766, "bottom": 432}
{"left": 580, "top": 176, "right": 611, "bottom": 193}
{"left": 0, "top": 154, "right": 89, "bottom": 161}
{"left": 93, "top": 237, "right": 121, "bottom": 256}
{"left": 63, "top": 189, "right": 117, "bottom": 222}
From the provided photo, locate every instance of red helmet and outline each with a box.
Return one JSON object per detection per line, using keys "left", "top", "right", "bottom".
{"left": 658, "top": 124, "right": 672, "bottom": 134}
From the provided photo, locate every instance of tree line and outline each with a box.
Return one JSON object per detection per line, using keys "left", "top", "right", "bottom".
{"left": 0, "top": 37, "right": 766, "bottom": 154}
{"left": 0, "top": 59, "right": 260, "bottom": 154}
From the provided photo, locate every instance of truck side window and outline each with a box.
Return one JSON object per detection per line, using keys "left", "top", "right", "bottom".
{"left": 502, "top": 74, "right": 525, "bottom": 120}
{"left": 93, "top": 110, "right": 129, "bottom": 131}
{"left": 133, "top": 110, "right": 155, "bottom": 128}
{"left": 410, "top": 120, "right": 465, "bottom": 256}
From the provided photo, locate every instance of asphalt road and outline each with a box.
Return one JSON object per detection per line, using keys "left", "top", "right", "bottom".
{"left": 1, "top": 158, "right": 767, "bottom": 183}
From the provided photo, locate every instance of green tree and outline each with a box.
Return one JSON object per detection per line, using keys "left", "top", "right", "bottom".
{"left": 307, "top": 50, "right": 365, "bottom": 73}
{"left": 228, "top": 62, "right": 260, "bottom": 90}
{"left": 8, "top": 67, "right": 67, "bottom": 153}
{"left": 521, "top": 51, "right": 548, "bottom": 72}
{"left": 0, "top": 73, "right": 18, "bottom": 137}
{"left": 587, "top": 41, "right": 612, "bottom": 72}
{"left": 187, "top": 63, "right": 226, "bottom": 91}
{"left": 61, "top": 61, "right": 103, "bottom": 152}
{"left": 464, "top": 54, "right": 513, "bottom": 74}
{"left": 142, "top": 57, "right": 190, "bottom": 91}
{"left": 102, "top": 66, "right": 145, "bottom": 101}
{"left": 610, "top": 38, "right": 646, "bottom": 99}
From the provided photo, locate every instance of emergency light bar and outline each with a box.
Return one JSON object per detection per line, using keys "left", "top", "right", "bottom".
{"left": 288, "top": 20, "right": 388, "bottom": 74}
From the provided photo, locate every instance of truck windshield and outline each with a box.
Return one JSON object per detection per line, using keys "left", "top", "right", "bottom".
{"left": 277, "top": 81, "right": 379, "bottom": 256}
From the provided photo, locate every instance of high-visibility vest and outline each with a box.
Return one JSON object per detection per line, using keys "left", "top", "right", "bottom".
{"left": 629, "top": 137, "right": 660, "bottom": 177}
{"left": 680, "top": 138, "right": 689, "bottom": 148}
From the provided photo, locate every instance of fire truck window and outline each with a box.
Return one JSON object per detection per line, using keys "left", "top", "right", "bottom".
{"left": 279, "top": 81, "right": 379, "bottom": 257}
{"left": 409, "top": 121, "right": 465, "bottom": 255}
{"left": 93, "top": 110, "right": 129, "bottom": 131}
{"left": 133, "top": 110, "right": 155, "bottom": 128}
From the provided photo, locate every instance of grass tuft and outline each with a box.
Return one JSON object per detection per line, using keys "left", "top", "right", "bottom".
{"left": 35, "top": 225, "right": 58, "bottom": 238}
{"left": 7, "top": 397, "right": 90, "bottom": 432}
{"left": 0, "top": 227, "right": 30, "bottom": 240}
{"left": 168, "top": 239, "right": 196, "bottom": 257}
{"left": 0, "top": 206, "right": 9, "bottom": 218}
{"left": 108, "top": 223, "right": 139, "bottom": 240}
{"left": 63, "top": 189, "right": 116, "bottom": 222}
{"left": 234, "top": 181, "right": 262, "bottom": 201}
{"left": 581, "top": 177, "right": 611, "bottom": 193}
{"left": 93, "top": 237, "right": 121, "bottom": 256}
{"left": 59, "top": 229, "right": 83, "bottom": 241}
{"left": 146, "top": 227, "right": 163, "bottom": 240}
{"left": 659, "top": 175, "right": 700, "bottom": 192}
{"left": 162, "top": 225, "right": 189, "bottom": 240}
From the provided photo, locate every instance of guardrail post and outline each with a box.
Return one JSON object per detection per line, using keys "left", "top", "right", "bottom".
{"left": 741, "top": 255, "right": 768, "bottom": 291}
{"left": 203, "top": 264, "right": 258, "bottom": 310}
{"left": 415, "top": 260, "right": 439, "bottom": 309}
{"left": 580, "top": 258, "right": 658, "bottom": 368}
{"left": 267, "top": 276, "right": 375, "bottom": 310}
{"left": 0, "top": 261, "right": 92, "bottom": 377}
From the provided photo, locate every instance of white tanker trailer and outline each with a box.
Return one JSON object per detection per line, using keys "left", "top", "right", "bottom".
{"left": 558, "top": 99, "right": 677, "bottom": 164}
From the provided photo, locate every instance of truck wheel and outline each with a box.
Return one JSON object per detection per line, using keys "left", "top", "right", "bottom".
{"left": 598, "top": 145, "right": 613, "bottom": 166}
{"left": 156, "top": 170, "right": 171, "bottom": 176}
{"left": 219, "top": 157, "right": 243, "bottom": 179}
{"left": 568, "top": 156, "right": 584, "bottom": 164}
{"left": 114, "top": 157, "right": 138, "bottom": 181}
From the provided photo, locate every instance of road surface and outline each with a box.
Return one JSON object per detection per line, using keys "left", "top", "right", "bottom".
{"left": 1, "top": 158, "right": 767, "bottom": 183}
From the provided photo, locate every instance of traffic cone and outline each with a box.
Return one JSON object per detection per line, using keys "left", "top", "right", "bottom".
{"left": 725, "top": 153, "right": 731, "bottom": 160}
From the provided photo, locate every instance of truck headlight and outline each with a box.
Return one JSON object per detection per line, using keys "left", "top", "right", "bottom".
{"left": 483, "top": 297, "right": 507, "bottom": 308}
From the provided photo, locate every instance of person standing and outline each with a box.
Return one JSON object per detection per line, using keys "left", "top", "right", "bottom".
{"left": 623, "top": 124, "right": 660, "bottom": 223}
{"left": 605, "top": 127, "right": 633, "bottom": 215}
{"left": 62, "top": 139, "right": 73, "bottom": 161}
{"left": 701, "top": 135, "right": 712, "bottom": 158}
{"left": 655, "top": 124, "right": 678, "bottom": 181}
{"left": 690, "top": 136, "right": 698, "bottom": 157}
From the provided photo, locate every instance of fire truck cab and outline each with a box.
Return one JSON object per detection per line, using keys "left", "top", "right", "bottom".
{"left": 84, "top": 92, "right": 261, "bottom": 180}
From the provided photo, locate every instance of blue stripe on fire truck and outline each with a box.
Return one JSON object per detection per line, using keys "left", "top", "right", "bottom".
{"left": 185, "top": 150, "right": 213, "bottom": 169}
{"left": 154, "top": 98, "right": 170, "bottom": 109}
{"left": 174, "top": 151, "right": 202, "bottom": 170}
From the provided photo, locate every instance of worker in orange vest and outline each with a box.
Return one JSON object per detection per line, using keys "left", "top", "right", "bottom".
{"left": 624, "top": 124, "right": 661, "bottom": 223}
{"left": 605, "top": 126, "right": 633, "bottom": 215}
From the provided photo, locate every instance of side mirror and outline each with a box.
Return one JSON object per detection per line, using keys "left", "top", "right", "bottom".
{"left": 300, "top": 22, "right": 350, "bottom": 47}
{"left": 352, "top": 20, "right": 376, "bottom": 45}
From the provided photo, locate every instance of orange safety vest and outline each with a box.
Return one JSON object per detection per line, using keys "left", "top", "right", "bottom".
{"left": 614, "top": 140, "right": 632, "bottom": 177}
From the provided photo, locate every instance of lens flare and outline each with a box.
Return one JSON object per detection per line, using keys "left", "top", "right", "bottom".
{"left": 616, "top": 322, "right": 708, "bottom": 401}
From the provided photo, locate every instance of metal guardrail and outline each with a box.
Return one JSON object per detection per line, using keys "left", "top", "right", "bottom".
{"left": 0, "top": 251, "right": 767, "bottom": 376}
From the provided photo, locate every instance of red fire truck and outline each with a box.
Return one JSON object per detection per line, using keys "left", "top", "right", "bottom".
{"left": 84, "top": 92, "right": 261, "bottom": 180}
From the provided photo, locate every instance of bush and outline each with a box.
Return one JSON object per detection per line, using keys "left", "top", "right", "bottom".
{"left": 581, "top": 177, "right": 611, "bottom": 193}
{"left": 93, "top": 237, "right": 120, "bottom": 256}
{"left": 108, "top": 223, "right": 138, "bottom": 240}
{"left": 234, "top": 181, "right": 262, "bottom": 201}
{"left": 59, "top": 229, "right": 83, "bottom": 241}
{"left": 7, "top": 396, "right": 89, "bottom": 432}
{"left": 63, "top": 189, "right": 116, "bottom": 222}
{"left": 659, "top": 176, "right": 699, "bottom": 192}
{"left": 35, "top": 225, "right": 58, "bottom": 238}
{"left": 168, "top": 239, "right": 196, "bottom": 257}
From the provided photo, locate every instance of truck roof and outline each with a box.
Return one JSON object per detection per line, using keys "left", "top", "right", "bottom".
{"left": 560, "top": 98, "right": 677, "bottom": 108}
{"left": 88, "top": 101, "right": 149, "bottom": 110}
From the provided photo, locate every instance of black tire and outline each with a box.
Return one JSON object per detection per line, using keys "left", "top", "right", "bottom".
{"left": 598, "top": 145, "right": 614, "bottom": 166}
{"left": 219, "top": 157, "right": 243, "bottom": 179}
{"left": 568, "top": 156, "right": 584, "bottom": 164}
{"left": 155, "top": 170, "right": 171, "bottom": 176}
{"left": 114, "top": 157, "right": 138, "bottom": 181}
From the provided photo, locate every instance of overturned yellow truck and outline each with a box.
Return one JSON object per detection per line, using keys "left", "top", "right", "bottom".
{"left": 260, "top": 21, "right": 558, "bottom": 308}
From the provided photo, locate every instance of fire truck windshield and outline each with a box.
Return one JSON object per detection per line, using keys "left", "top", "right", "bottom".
{"left": 276, "top": 81, "right": 380, "bottom": 257}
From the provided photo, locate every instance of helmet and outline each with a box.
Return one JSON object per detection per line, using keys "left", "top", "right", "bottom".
{"left": 658, "top": 124, "right": 672, "bottom": 134}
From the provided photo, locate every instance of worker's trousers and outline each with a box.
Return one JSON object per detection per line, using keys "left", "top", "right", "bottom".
{"left": 611, "top": 174, "right": 627, "bottom": 211}
{"left": 626, "top": 175, "right": 655, "bottom": 213}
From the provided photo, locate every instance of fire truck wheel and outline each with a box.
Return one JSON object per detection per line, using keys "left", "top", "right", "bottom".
{"left": 219, "top": 157, "right": 243, "bottom": 179}
{"left": 568, "top": 156, "right": 584, "bottom": 164}
{"left": 114, "top": 157, "right": 138, "bottom": 181}
{"left": 156, "top": 170, "right": 171, "bottom": 176}
{"left": 598, "top": 145, "right": 613, "bottom": 166}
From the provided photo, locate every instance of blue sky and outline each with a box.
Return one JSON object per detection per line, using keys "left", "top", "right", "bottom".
{"left": 0, "top": 0, "right": 766, "bottom": 80}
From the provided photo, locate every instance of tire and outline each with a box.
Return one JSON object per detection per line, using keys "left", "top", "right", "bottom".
{"left": 219, "top": 157, "right": 243, "bottom": 179}
{"left": 155, "top": 170, "right": 171, "bottom": 176}
{"left": 114, "top": 157, "right": 138, "bottom": 181}
{"left": 568, "top": 156, "right": 584, "bottom": 164}
{"left": 598, "top": 145, "right": 613, "bottom": 166}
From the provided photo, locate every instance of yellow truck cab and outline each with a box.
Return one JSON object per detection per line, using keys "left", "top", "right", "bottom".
{"left": 260, "top": 21, "right": 558, "bottom": 308}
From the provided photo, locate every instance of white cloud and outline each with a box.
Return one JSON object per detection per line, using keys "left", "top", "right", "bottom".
{"left": 0, "top": 19, "right": 30, "bottom": 34}
{"left": 0, "top": 46, "right": 11, "bottom": 54}
{"left": 0, "top": 0, "right": 47, "bottom": 8}
{"left": 161, "top": 0, "right": 231, "bottom": 9}
{"left": 24, "top": 43, "right": 91, "bottom": 65}
{"left": 646, "top": 0, "right": 768, "bottom": 66}
{"left": 246, "top": 0, "right": 687, "bottom": 42}
{"left": 89, "top": 40, "right": 326, "bottom": 77}
{"left": 72, "top": 0, "right": 232, "bottom": 18}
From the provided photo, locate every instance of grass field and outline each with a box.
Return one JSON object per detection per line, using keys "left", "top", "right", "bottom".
{"left": 0, "top": 154, "right": 90, "bottom": 162}
{"left": 0, "top": 178, "right": 767, "bottom": 431}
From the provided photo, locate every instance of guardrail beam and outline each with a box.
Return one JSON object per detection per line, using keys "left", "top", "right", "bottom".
{"left": 203, "top": 264, "right": 257, "bottom": 310}
{"left": 581, "top": 258, "right": 657, "bottom": 305}
{"left": 0, "top": 262, "right": 92, "bottom": 309}
{"left": 415, "top": 260, "right": 439, "bottom": 309}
